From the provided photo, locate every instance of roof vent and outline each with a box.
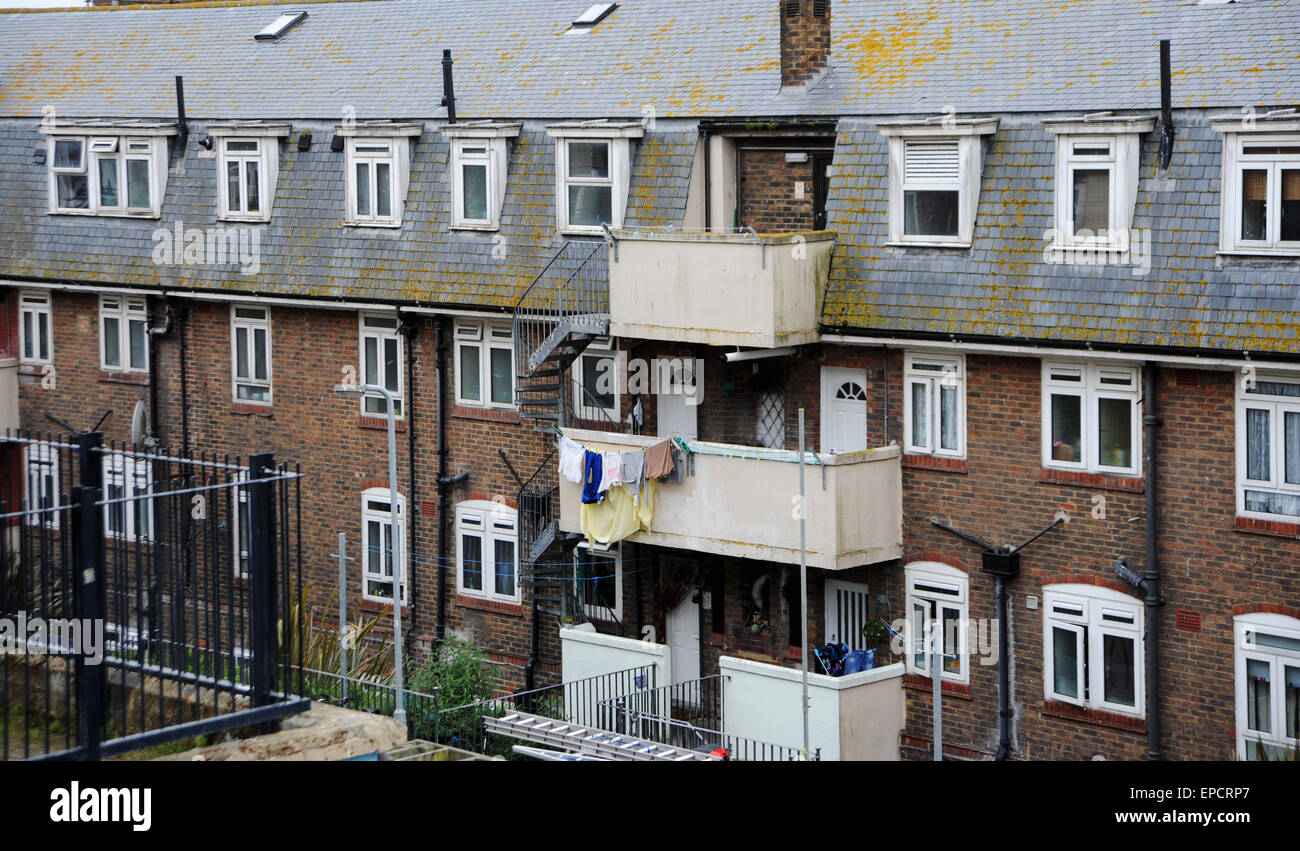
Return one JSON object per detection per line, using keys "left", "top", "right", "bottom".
{"left": 255, "top": 11, "right": 308, "bottom": 41}
{"left": 572, "top": 3, "right": 617, "bottom": 28}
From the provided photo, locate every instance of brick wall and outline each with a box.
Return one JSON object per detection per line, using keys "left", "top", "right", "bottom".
{"left": 738, "top": 149, "right": 816, "bottom": 234}
{"left": 780, "top": 0, "right": 831, "bottom": 88}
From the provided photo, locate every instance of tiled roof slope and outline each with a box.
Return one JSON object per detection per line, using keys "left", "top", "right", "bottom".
{"left": 0, "top": 0, "right": 1296, "bottom": 120}
{"left": 823, "top": 114, "right": 1300, "bottom": 355}
{"left": 0, "top": 120, "right": 697, "bottom": 306}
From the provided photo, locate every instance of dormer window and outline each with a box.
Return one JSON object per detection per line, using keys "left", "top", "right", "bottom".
{"left": 546, "top": 121, "right": 644, "bottom": 234}
{"left": 1043, "top": 114, "right": 1155, "bottom": 253}
{"left": 1211, "top": 112, "right": 1300, "bottom": 255}
{"left": 207, "top": 123, "right": 289, "bottom": 222}
{"left": 42, "top": 121, "right": 177, "bottom": 218}
{"left": 877, "top": 118, "right": 998, "bottom": 247}
{"left": 441, "top": 122, "right": 520, "bottom": 230}
{"left": 336, "top": 121, "right": 423, "bottom": 228}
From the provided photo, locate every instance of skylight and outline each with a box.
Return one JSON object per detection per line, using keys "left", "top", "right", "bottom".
{"left": 255, "top": 11, "right": 308, "bottom": 41}
{"left": 573, "top": 3, "right": 617, "bottom": 28}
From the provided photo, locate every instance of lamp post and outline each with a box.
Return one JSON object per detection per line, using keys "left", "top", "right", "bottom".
{"left": 334, "top": 382, "right": 406, "bottom": 728}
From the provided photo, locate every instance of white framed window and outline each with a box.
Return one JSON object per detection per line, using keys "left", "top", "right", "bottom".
{"left": 573, "top": 541, "right": 622, "bottom": 622}
{"left": 824, "top": 578, "right": 872, "bottom": 651}
{"left": 573, "top": 337, "right": 618, "bottom": 421}
{"left": 904, "top": 562, "right": 968, "bottom": 684}
{"left": 1043, "top": 117, "right": 1152, "bottom": 252}
{"left": 103, "top": 453, "right": 153, "bottom": 542}
{"left": 456, "top": 500, "right": 519, "bottom": 605}
{"left": 99, "top": 296, "right": 149, "bottom": 373}
{"left": 361, "top": 488, "right": 407, "bottom": 603}
{"left": 45, "top": 131, "right": 170, "bottom": 217}
{"left": 1217, "top": 132, "right": 1300, "bottom": 254}
{"left": 358, "top": 313, "right": 403, "bottom": 418}
{"left": 454, "top": 320, "right": 514, "bottom": 409}
{"left": 442, "top": 123, "right": 519, "bottom": 230}
{"left": 1234, "top": 612, "right": 1300, "bottom": 760}
{"left": 1042, "top": 584, "right": 1144, "bottom": 716}
{"left": 1041, "top": 361, "right": 1140, "bottom": 475}
{"left": 340, "top": 124, "right": 420, "bottom": 228}
{"left": 546, "top": 121, "right": 643, "bottom": 234}
{"left": 877, "top": 119, "right": 997, "bottom": 246}
{"left": 904, "top": 352, "right": 965, "bottom": 457}
{"left": 24, "top": 442, "right": 59, "bottom": 528}
{"left": 1235, "top": 370, "right": 1300, "bottom": 520}
{"left": 18, "top": 290, "right": 52, "bottom": 366}
{"left": 230, "top": 305, "right": 272, "bottom": 404}
{"left": 219, "top": 139, "right": 267, "bottom": 220}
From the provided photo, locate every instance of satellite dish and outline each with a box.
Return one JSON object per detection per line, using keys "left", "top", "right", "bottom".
{"left": 130, "top": 400, "right": 150, "bottom": 447}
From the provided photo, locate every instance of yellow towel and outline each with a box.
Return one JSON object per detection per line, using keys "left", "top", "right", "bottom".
{"left": 580, "top": 479, "right": 656, "bottom": 544}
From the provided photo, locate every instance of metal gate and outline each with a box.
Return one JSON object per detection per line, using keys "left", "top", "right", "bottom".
{"left": 0, "top": 430, "right": 308, "bottom": 760}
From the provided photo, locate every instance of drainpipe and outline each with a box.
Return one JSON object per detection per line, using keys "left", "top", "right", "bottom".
{"left": 177, "top": 303, "right": 190, "bottom": 456}
{"left": 435, "top": 316, "right": 450, "bottom": 643}
{"left": 1143, "top": 362, "right": 1162, "bottom": 760}
{"left": 400, "top": 314, "right": 419, "bottom": 628}
{"left": 702, "top": 128, "right": 712, "bottom": 232}
{"left": 147, "top": 300, "right": 175, "bottom": 444}
{"left": 995, "top": 575, "right": 1012, "bottom": 760}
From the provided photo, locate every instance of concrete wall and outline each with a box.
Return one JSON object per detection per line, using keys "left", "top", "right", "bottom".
{"left": 0, "top": 358, "right": 16, "bottom": 432}
{"left": 560, "top": 624, "right": 672, "bottom": 687}
{"left": 609, "top": 231, "right": 833, "bottom": 348}
{"left": 719, "top": 656, "right": 905, "bottom": 761}
{"left": 560, "top": 428, "right": 902, "bottom": 569}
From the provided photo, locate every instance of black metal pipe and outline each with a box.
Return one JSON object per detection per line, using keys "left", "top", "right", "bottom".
{"left": 1159, "top": 40, "right": 1175, "bottom": 171}
{"left": 441, "top": 49, "right": 457, "bottom": 125}
{"left": 995, "top": 575, "right": 1012, "bottom": 760}
{"left": 400, "top": 314, "right": 420, "bottom": 631}
{"left": 435, "top": 316, "right": 450, "bottom": 643}
{"left": 175, "top": 75, "right": 188, "bottom": 151}
{"left": 702, "top": 129, "right": 711, "bottom": 231}
{"left": 1143, "top": 362, "right": 1162, "bottom": 760}
{"left": 147, "top": 300, "right": 175, "bottom": 444}
{"left": 178, "top": 304, "right": 190, "bottom": 456}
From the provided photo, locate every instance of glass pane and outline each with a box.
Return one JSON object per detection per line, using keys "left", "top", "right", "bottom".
{"left": 462, "top": 534, "right": 483, "bottom": 591}
{"left": 568, "top": 141, "right": 609, "bottom": 178}
{"left": 581, "top": 355, "right": 613, "bottom": 411}
{"left": 227, "top": 161, "right": 240, "bottom": 212}
{"left": 1072, "top": 168, "right": 1110, "bottom": 235}
{"left": 382, "top": 524, "right": 393, "bottom": 577}
{"left": 355, "top": 163, "right": 370, "bottom": 216}
{"left": 38, "top": 315, "right": 49, "bottom": 361}
{"left": 940, "top": 384, "right": 959, "bottom": 451}
{"left": 1102, "top": 633, "right": 1136, "bottom": 707}
{"left": 494, "top": 539, "right": 515, "bottom": 597}
{"left": 1286, "top": 665, "right": 1299, "bottom": 740}
{"left": 98, "top": 159, "right": 119, "bottom": 207}
{"left": 941, "top": 606, "right": 961, "bottom": 674}
{"left": 237, "top": 384, "right": 270, "bottom": 402}
{"left": 1255, "top": 631, "right": 1300, "bottom": 653}
{"left": 462, "top": 163, "right": 488, "bottom": 221}
{"left": 460, "top": 345, "right": 481, "bottom": 401}
{"left": 490, "top": 347, "right": 513, "bottom": 405}
{"left": 568, "top": 185, "right": 612, "bottom": 227}
{"left": 57, "top": 174, "right": 89, "bottom": 209}
{"left": 911, "top": 382, "right": 930, "bottom": 448}
{"left": 254, "top": 327, "right": 268, "bottom": 380}
{"left": 1288, "top": 411, "right": 1300, "bottom": 485}
{"left": 245, "top": 160, "right": 260, "bottom": 213}
{"left": 129, "top": 319, "right": 147, "bottom": 369}
{"left": 1050, "top": 394, "right": 1081, "bottom": 463}
{"left": 367, "top": 520, "right": 381, "bottom": 576}
{"left": 1053, "top": 627, "right": 1079, "bottom": 698}
{"left": 54, "top": 139, "right": 81, "bottom": 169}
{"left": 364, "top": 337, "right": 379, "bottom": 386}
{"left": 376, "top": 162, "right": 391, "bottom": 218}
{"left": 1246, "top": 408, "right": 1271, "bottom": 481}
{"left": 383, "top": 337, "right": 399, "bottom": 392}
{"left": 903, "top": 190, "right": 959, "bottom": 237}
{"left": 1097, "top": 398, "right": 1132, "bottom": 468}
{"left": 1283, "top": 169, "right": 1300, "bottom": 242}
{"left": 1241, "top": 169, "right": 1268, "bottom": 241}
{"left": 911, "top": 602, "right": 927, "bottom": 670}
{"left": 1247, "top": 658, "right": 1271, "bottom": 733}
{"left": 126, "top": 159, "right": 150, "bottom": 209}
{"left": 236, "top": 326, "right": 249, "bottom": 378}
{"left": 103, "top": 316, "right": 121, "bottom": 367}
{"left": 108, "top": 483, "right": 125, "bottom": 535}
{"left": 1245, "top": 490, "right": 1300, "bottom": 517}
{"left": 21, "top": 313, "right": 33, "bottom": 360}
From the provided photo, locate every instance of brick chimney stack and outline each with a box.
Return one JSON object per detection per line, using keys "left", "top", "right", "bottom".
{"left": 780, "top": 0, "right": 831, "bottom": 88}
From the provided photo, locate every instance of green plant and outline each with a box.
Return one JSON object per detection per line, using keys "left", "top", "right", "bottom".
{"left": 410, "top": 636, "right": 496, "bottom": 710}
{"left": 280, "top": 585, "right": 393, "bottom": 681}
{"left": 861, "top": 618, "right": 890, "bottom": 644}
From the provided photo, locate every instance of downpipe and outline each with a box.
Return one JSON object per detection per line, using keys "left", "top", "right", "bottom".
{"left": 1143, "top": 362, "right": 1162, "bottom": 760}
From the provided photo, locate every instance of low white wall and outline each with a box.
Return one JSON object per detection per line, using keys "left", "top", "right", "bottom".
{"left": 560, "top": 625, "right": 672, "bottom": 687}
{"left": 719, "top": 656, "right": 905, "bottom": 761}
{"left": 0, "top": 358, "right": 17, "bottom": 433}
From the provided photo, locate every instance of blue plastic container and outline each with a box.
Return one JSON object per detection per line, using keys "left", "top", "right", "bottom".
{"left": 857, "top": 649, "right": 876, "bottom": 671}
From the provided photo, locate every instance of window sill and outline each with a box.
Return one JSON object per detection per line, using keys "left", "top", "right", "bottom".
{"left": 449, "top": 223, "right": 501, "bottom": 233}
{"left": 17, "top": 362, "right": 50, "bottom": 376}
{"left": 559, "top": 227, "right": 612, "bottom": 238}
{"left": 1039, "top": 468, "right": 1143, "bottom": 492}
{"left": 1040, "top": 700, "right": 1145, "bottom": 734}
{"left": 218, "top": 215, "right": 271, "bottom": 225}
{"left": 1217, "top": 248, "right": 1300, "bottom": 259}
{"left": 1234, "top": 515, "right": 1300, "bottom": 538}
{"left": 358, "top": 416, "right": 407, "bottom": 432}
{"left": 49, "top": 210, "right": 161, "bottom": 220}
{"left": 1046, "top": 242, "right": 1129, "bottom": 254}
{"left": 232, "top": 403, "right": 273, "bottom": 417}
{"left": 885, "top": 240, "right": 972, "bottom": 250}
{"left": 359, "top": 599, "right": 410, "bottom": 617}
{"left": 99, "top": 370, "right": 149, "bottom": 385}
{"left": 903, "top": 454, "right": 968, "bottom": 474}
{"left": 344, "top": 221, "right": 403, "bottom": 230}
{"left": 455, "top": 594, "right": 523, "bottom": 616}
{"left": 450, "top": 404, "right": 521, "bottom": 424}
{"left": 904, "top": 674, "right": 973, "bottom": 699}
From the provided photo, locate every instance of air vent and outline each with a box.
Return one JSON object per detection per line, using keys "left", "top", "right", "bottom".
{"left": 255, "top": 11, "right": 307, "bottom": 41}
{"left": 813, "top": 0, "right": 829, "bottom": 17}
{"left": 573, "top": 3, "right": 616, "bottom": 28}
{"left": 784, "top": 0, "right": 800, "bottom": 17}
{"left": 1175, "top": 609, "right": 1202, "bottom": 633}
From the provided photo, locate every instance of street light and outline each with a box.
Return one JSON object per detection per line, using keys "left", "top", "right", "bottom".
{"left": 333, "top": 383, "right": 406, "bottom": 727}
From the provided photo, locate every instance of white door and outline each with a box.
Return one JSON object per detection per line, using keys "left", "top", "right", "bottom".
{"left": 666, "top": 594, "right": 701, "bottom": 685}
{"left": 657, "top": 360, "right": 700, "bottom": 439}
{"left": 821, "top": 367, "right": 868, "bottom": 453}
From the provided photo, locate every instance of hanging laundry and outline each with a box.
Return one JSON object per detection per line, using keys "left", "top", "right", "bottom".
{"left": 620, "top": 449, "right": 646, "bottom": 499}
{"left": 668, "top": 445, "right": 689, "bottom": 483}
{"left": 558, "top": 436, "right": 585, "bottom": 484}
{"left": 631, "top": 397, "right": 644, "bottom": 430}
{"left": 581, "top": 451, "right": 604, "bottom": 504}
{"left": 599, "top": 451, "right": 623, "bottom": 493}
{"left": 581, "top": 478, "right": 656, "bottom": 545}
{"left": 645, "top": 439, "right": 674, "bottom": 479}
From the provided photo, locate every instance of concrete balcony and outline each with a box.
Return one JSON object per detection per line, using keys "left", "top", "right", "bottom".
{"left": 606, "top": 229, "right": 834, "bottom": 348}
{"left": 0, "top": 358, "right": 17, "bottom": 433}
{"left": 559, "top": 428, "right": 902, "bottom": 570}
